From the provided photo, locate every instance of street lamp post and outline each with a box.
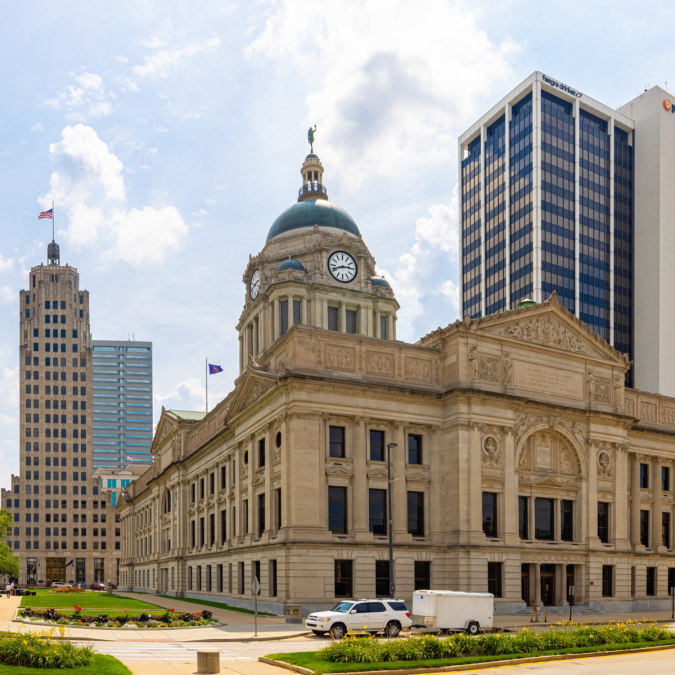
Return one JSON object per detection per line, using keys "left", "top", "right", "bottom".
{"left": 386, "top": 442, "right": 398, "bottom": 599}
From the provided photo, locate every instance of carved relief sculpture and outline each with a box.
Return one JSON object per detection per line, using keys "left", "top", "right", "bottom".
{"left": 482, "top": 436, "right": 502, "bottom": 467}
{"left": 469, "top": 346, "right": 478, "bottom": 381}
{"left": 587, "top": 370, "right": 596, "bottom": 402}
{"left": 366, "top": 351, "right": 394, "bottom": 377}
{"left": 597, "top": 449, "right": 613, "bottom": 478}
{"left": 325, "top": 347, "right": 355, "bottom": 372}
{"left": 478, "top": 355, "right": 500, "bottom": 383}
{"left": 405, "top": 358, "right": 431, "bottom": 382}
{"left": 614, "top": 375, "right": 624, "bottom": 411}
{"left": 504, "top": 356, "right": 513, "bottom": 385}
{"left": 595, "top": 377, "right": 611, "bottom": 404}
{"left": 501, "top": 317, "right": 590, "bottom": 354}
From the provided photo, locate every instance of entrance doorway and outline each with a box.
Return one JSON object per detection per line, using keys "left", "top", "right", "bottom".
{"left": 540, "top": 564, "right": 556, "bottom": 606}
{"left": 521, "top": 564, "right": 531, "bottom": 606}
{"left": 566, "top": 565, "right": 575, "bottom": 606}
{"left": 46, "top": 558, "right": 66, "bottom": 586}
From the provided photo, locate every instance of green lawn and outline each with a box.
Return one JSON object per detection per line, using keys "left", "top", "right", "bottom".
{"left": 20, "top": 592, "right": 162, "bottom": 610}
{"left": 156, "top": 594, "right": 278, "bottom": 616}
{"left": 267, "top": 640, "right": 675, "bottom": 674}
{"left": 0, "top": 655, "right": 130, "bottom": 675}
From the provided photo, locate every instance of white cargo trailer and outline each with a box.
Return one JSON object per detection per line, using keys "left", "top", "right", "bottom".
{"left": 411, "top": 590, "right": 494, "bottom": 634}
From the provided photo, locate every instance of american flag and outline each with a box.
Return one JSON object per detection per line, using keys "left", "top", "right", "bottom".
{"left": 126, "top": 455, "right": 133, "bottom": 460}
{"left": 38, "top": 208, "right": 53, "bottom": 220}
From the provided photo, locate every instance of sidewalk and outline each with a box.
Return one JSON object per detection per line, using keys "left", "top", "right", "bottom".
{"left": 495, "top": 609, "right": 675, "bottom": 629}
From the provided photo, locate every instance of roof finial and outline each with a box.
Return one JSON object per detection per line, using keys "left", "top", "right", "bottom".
{"left": 308, "top": 125, "right": 317, "bottom": 153}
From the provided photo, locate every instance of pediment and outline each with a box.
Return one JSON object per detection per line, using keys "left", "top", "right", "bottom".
{"left": 326, "top": 465, "right": 354, "bottom": 478}
{"left": 229, "top": 373, "right": 278, "bottom": 419}
{"left": 473, "top": 292, "right": 628, "bottom": 365}
{"left": 531, "top": 476, "right": 569, "bottom": 489}
{"left": 406, "top": 471, "right": 431, "bottom": 483}
{"left": 367, "top": 468, "right": 389, "bottom": 480}
{"left": 154, "top": 411, "right": 180, "bottom": 447}
{"left": 252, "top": 471, "right": 266, "bottom": 487}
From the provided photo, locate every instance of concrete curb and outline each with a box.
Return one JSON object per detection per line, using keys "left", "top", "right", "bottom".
{"left": 259, "top": 642, "right": 675, "bottom": 674}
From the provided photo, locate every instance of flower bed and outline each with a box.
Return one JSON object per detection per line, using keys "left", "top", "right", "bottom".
{"left": 50, "top": 588, "right": 87, "bottom": 594}
{"left": 18, "top": 607, "right": 218, "bottom": 629}
{"left": 0, "top": 628, "right": 94, "bottom": 668}
{"left": 316, "top": 621, "right": 673, "bottom": 663}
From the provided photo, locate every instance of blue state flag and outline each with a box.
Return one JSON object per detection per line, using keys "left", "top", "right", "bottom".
{"left": 209, "top": 364, "right": 223, "bottom": 375}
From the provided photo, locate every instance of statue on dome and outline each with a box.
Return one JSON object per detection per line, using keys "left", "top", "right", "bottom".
{"left": 308, "top": 125, "right": 317, "bottom": 152}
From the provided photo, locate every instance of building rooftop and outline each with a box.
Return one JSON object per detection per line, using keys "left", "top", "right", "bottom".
{"left": 168, "top": 409, "right": 207, "bottom": 421}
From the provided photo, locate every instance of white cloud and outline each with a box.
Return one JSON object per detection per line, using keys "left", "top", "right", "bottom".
{"left": 377, "top": 185, "right": 460, "bottom": 338}
{"left": 204, "top": 199, "right": 215, "bottom": 205}
{"left": 0, "top": 253, "right": 14, "bottom": 273}
{"left": 42, "top": 124, "right": 188, "bottom": 265}
{"left": 192, "top": 208, "right": 209, "bottom": 216}
{"left": 43, "top": 71, "right": 114, "bottom": 121}
{"left": 140, "top": 165, "right": 150, "bottom": 170}
{"left": 0, "top": 287, "right": 15, "bottom": 303}
{"left": 115, "top": 55, "right": 129, "bottom": 64}
{"left": 0, "top": 366, "right": 19, "bottom": 410}
{"left": 122, "top": 35, "right": 221, "bottom": 91}
{"left": 248, "top": 0, "right": 519, "bottom": 188}
{"left": 155, "top": 126, "right": 169, "bottom": 132}
{"left": 30, "top": 123, "right": 43, "bottom": 132}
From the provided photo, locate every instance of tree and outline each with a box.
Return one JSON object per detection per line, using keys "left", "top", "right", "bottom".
{"left": 0, "top": 509, "right": 21, "bottom": 579}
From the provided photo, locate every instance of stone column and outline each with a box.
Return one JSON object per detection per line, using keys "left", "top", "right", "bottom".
{"left": 358, "top": 305, "right": 366, "bottom": 335}
{"left": 264, "top": 424, "right": 273, "bottom": 536}
{"left": 301, "top": 297, "right": 307, "bottom": 326}
{"left": 614, "top": 445, "right": 630, "bottom": 551}
{"left": 322, "top": 299, "right": 328, "bottom": 329}
{"left": 340, "top": 301, "right": 346, "bottom": 333}
{"left": 352, "top": 417, "right": 369, "bottom": 539}
{"left": 652, "top": 459, "right": 663, "bottom": 552}
{"left": 428, "top": 426, "right": 442, "bottom": 544}
{"left": 554, "top": 498, "right": 562, "bottom": 542}
{"left": 392, "top": 422, "right": 408, "bottom": 540}
{"left": 288, "top": 295, "right": 295, "bottom": 329}
{"left": 528, "top": 497, "right": 535, "bottom": 541}
{"left": 586, "top": 441, "right": 599, "bottom": 548}
{"left": 388, "top": 314, "right": 394, "bottom": 341}
{"left": 503, "top": 429, "right": 519, "bottom": 545}
{"left": 273, "top": 297, "right": 280, "bottom": 340}
{"left": 534, "top": 564, "right": 542, "bottom": 605}
{"left": 630, "top": 453, "right": 642, "bottom": 548}
{"left": 468, "top": 425, "right": 484, "bottom": 544}
{"left": 375, "top": 311, "right": 381, "bottom": 338}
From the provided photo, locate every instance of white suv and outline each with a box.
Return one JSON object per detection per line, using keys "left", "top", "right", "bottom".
{"left": 306, "top": 599, "right": 412, "bottom": 638}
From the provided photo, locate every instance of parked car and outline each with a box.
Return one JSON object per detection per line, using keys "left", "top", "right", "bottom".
{"left": 51, "top": 581, "right": 70, "bottom": 588}
{"left": 306, "top": 599, "right": 412, "bottom": 638}
{"left": 90, "top": 582, "right": 105, "bottom": 591}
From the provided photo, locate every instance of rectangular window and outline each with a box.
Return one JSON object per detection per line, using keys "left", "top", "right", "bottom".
{"left": 561, "top": 500, "right": 573, "bottom": 541}
{"left": 408, "top": 434, "right": 422, "bottom": 465}
{"left": 206, "top": 565, "right": 212, "bottom": 592}
{"left": 646, "top": 566, "right": 656, "bottom": 596}
{"left": 327, "top": 305, "right": 339, "bottom": 331}
{"left": 209, "top": 472, "right": 214, "bottom": 495}
{"left": 243, "top": 500, "right": 249, "bottom": 535}
{"left": 414, "top": 560, "right": 430, "bottom": 591}
{"left": 191, "top": 483, "right": 195, "bottom": 503}
{"left": 535, "top": 498, "right": 554, "bottom": 540}
{"left": 270, "top": 559, "right": 278, "bottom": 597}
{"left": 253, "top": 561, "right": 261, "bottom": 595}
{"left": 197, "top": 565, "right": 202, "bottom": 591}
{"left": 668, "top": 568, "right": 675, "bottom": 597}
{"left": 280, "top": 300, "right": 289, "bottom": 336}
{"left": 482, "top": 492, "right": 498, "bottom": 538}
{"left": 258, "top": 493, "right": 265, "bottom": 536}
{"left": 487, "top": 562, "right": 503, "bottom": 598}
{"left": 209, "top": 513, "right": 215, "bottom": 545}
{"left": 199, "top": 517, "right": 205, "bottom": 547}
{"left": 631, "top": 566, "right": 636, "bottom": 596}
{"left": 369, "top": 430, "right": 384, "bottom": 461}
{"left": 190, "top": 520, "right": 195, "bottom": 548}
{"left": 518, "top": 496, "right": 529, "bottom": 539}
{"left": 334, "top": 560, "right": 352, "bottom": 598}
{"left": 258, "top": 438, "right": 265, "bottom": 467}
{"left": 663, "top": 512, "right": 671, "bottom": 549}
{"left": 640, "top": 510, "right": 650, "bottom": 547}
{"left": 345, "top": 309, "right": 357, "bottom": 334}
{"left": 602, "top": 565, "right": 613, "bottom": 597}
{"left": 329, "top": 426, "right": 345, "bottom": 458}
{"left": 663, "top": 466, "right": 671, "bottom": 492}
{"left": 276, "top": 488, "right": 282, "bottom": 529}
{"left": 598, "top": 502, "right": 609, "bottom": 543}
{"left": 238, "top": 562, "right": 244, "bottom": 594}
{"left": 220, "top": 509, "right": 227, "bottom": 544}
{"left": 375, "top": 560, "right": 390, "bottom": 597}
{"left": 407, "top": 492, "right": 424, "bottom": 537}
{"left": 200, "top": 478, "right": 204, "bottom": 499}
{"left": 640, "top": 463, "right": 649, "bottom": 488}
{"left": 188, "top": 567, "right": 193, "bottom": 590}
{"left": 217, "top": 564, "right": 223, "bottom": 593}
{"left": 328, "top": 486, "right": 347, "bottom": 534}
{"left": 369, "top": 488, "right": 387, "bottom": 535}
{"left": 293, "top": 299, "right": 301, "bottom": 324}
{"left": 380, "top": 315, "right": 388, "bottom": 339}
{"left": 220, "top": 465, "right": 226, "bottom": 490}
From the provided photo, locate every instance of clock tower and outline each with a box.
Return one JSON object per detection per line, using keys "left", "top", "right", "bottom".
{"left": 237, "top": 152, "right": 399, "bottom": 372}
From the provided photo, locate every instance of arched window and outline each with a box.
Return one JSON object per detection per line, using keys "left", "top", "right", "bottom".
{"left": 163, "top": 489, "right": 172, "bottom": 513}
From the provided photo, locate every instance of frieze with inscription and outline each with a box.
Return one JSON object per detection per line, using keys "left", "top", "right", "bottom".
{"left": 513, "top": 361, "right": 583, "bottom": 398}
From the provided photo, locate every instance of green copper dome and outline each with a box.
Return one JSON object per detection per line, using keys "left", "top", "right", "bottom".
{"left": 371, "top": 277, "right": 391, "bottom": 287}
{"left": 268, "top": 199, "right": 361, "bottom": 240}
{"left": 276, "top": 259, "right": 306, "bottom": 273}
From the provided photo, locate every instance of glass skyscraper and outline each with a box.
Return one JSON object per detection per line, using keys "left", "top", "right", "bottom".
{"left": 460, "top": 72, "right": 634, "bottom": 382}
{"left": 91, "top": 340, "right": 153, "bottom": 468}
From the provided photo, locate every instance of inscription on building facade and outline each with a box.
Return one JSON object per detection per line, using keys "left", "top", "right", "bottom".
{"left": 514, "top": 362, "right": 583, "bottom": 398}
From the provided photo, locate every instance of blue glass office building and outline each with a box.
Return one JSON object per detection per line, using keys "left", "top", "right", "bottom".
{"left": 90, "top": 340, "right": 153, "bottom": 468}
{"left": 459, "top": 72, "right": 634, "bottom": 382}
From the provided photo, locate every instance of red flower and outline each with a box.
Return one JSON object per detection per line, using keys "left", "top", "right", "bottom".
{"left": 123, "top": 609, "right": 127, "bottom": 613}
{"left": 196, "top": 611, "right": 202, "bottom": 615}
{"left": 170, "top": 608, "right": 175, "bottom": 612}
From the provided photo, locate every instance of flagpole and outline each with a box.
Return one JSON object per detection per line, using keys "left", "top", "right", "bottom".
{"left": 205, "top": 358, "right": 208, "bottom": 413}
{"left": 52, "top": 201, "right": 55, "bottom": 241}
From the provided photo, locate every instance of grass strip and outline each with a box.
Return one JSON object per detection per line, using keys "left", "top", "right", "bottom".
{"left": 155, "top": 594, "right": 278, "bottom": 616}
{"left": 21, "top": 609, "right": 168, "bottom": 617}
{"left": 0, "top": 654, "right": 131, "bottom": 675}
{"left": 267, "top": 639, "right": 675, "bottom": 674}
{"left": 20, "top": 594, "right": 162, "bottom": 610}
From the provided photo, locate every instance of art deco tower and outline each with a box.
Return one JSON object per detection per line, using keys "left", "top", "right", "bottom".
{"left": 1, "top": 241, "right": 119, "bottom": 586}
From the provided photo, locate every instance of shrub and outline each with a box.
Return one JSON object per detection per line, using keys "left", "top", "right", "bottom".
{"left": 316, "top": 621, "right": 675, "bottom": 663}
{"left": 0, "top": 629, "right": 94, "bottom": 668}
{"left": 50, "top": 588, "right": 86, "bottom": 594}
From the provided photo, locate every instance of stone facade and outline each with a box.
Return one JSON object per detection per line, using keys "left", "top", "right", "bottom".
{"left": 118, "top": 155, "right": 675, "bottom": 616}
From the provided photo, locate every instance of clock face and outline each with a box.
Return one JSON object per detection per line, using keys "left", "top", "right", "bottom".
{"left": 250, "top": 268, "right": 260, "bottom": 300}
{"left": 328, "top": 250, "right": 357, "bottom": 283}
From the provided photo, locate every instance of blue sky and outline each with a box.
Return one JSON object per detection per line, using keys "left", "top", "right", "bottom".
{"left": 0, "top": 0, "right": 673, "bottom": 488}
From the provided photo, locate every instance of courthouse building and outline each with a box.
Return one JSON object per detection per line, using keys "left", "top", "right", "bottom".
{"left": 118, "top": 151, "right": 675, "bottom": 615}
